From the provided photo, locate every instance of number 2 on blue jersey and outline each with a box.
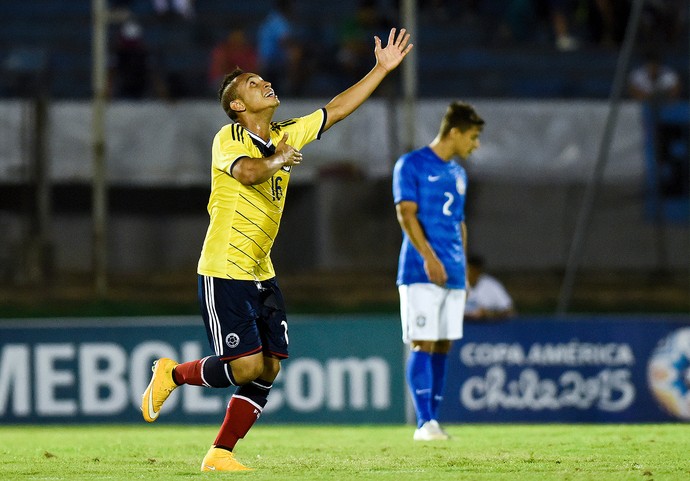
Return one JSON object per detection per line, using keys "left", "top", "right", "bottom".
{"left": 442, "top": 192, "right": 454, "bottom": 216}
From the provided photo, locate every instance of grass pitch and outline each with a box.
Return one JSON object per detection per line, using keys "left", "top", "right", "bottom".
{"left": 1, "top": 424, "right": 688, "bottom": 480}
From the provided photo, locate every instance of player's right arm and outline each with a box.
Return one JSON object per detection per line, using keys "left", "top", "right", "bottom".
{"left": 322, "top": 28, "right": 412, "bottom": 132}
{"left": 230, "top": 133, "right": 302, "bottom": 185}
{"left": 396, "top": 201, "right": 448, "bottom": 286}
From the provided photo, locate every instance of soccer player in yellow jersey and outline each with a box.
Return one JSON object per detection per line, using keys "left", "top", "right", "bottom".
{"left": 141, "top": 27, "right": 413, "bottom": 471}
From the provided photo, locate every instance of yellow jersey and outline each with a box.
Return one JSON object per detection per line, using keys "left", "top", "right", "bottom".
{"left": 198, "top": 108, "right": 326, "bottom": 280}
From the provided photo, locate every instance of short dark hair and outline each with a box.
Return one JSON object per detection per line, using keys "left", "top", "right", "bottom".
{"left": 218, "top": 67, "right": 244, "bottom": 120}
{"left": 439, "top": 101, "right": 485, "bottom": 137}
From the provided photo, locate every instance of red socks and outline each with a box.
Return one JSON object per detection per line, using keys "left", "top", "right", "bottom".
{"left": 213, "top": 396, "right": 262, "bottom": 451}
{"left": 214, "top": 379, "right": 272, "bottom": 451}
{"left": 172, "top": 359, "right": 205, "bottom": 386}
{"left": 173, "top": 358, "right": 271, "bottom": 452}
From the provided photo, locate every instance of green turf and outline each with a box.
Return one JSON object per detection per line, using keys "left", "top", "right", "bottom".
{"left": 1, "top": 424, "right": 688, "bottom": 480}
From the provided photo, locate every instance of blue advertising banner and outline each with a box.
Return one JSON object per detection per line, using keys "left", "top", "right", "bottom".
{"left": 1, "top": 315, "right": 688, "bottom": 424}
{"left": 439, "top": 316, "right": 690, "bottom": 423}
{"left": 0, "top": 315, "right": 406, "bottom": 424}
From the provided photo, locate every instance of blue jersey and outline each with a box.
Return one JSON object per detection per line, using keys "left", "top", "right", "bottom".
{"left": 393, "top": 146, "right": 467, "bottom": 289}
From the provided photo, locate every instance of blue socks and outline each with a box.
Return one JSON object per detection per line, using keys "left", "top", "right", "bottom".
{"left": 406, "top": 350, "right": 432, "bottom": 428}
{"left": 407, "top": 350, "right": 449, "bottom": 428}
{"left": 430, "top": 352, "right": 448, "bottom": 420}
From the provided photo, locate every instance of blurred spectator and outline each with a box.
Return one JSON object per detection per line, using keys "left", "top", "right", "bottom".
{"left": 152, "top": 0, "right": 195, "bottom": 20}
{"left": 464, "top": 254, "right": 516, "bottom": 320}
{"left": 584, "top": 0, "right": 627, "bottom": 48}
{"left": 337, "top": 0, "right": 392, "bottom": 84}
{"left": 108, "top": 19, "right": 167, "bottom": 99}
{"left": 499, "top": 0, "right": 539, "bottom": 45}
{"left": 109, "top": 0, "right": 135, "bottom": 22}
{"left": 499, "top": 0, "right": 580, "bottom": 49}
{"left": 256, "top": 0, "right": 305, "bottom": 96}
{"left": 208, "top": 29, "right": 258, "bottom": 92}
{"left": 639, "top": 0, "right": 687, "bottom": 46}
{"left": 547, "top": 0, "right": 580, "bottom": 51}
{"left": 627, "top": 49, "right": 681, "bottom": 102}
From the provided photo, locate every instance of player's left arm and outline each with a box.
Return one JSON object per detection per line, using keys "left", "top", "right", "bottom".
{"left": 322, "top": 28, "right": 412, "bottom": 132}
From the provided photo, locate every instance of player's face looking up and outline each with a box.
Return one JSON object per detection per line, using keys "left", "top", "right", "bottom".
{"left": 450, "top": 125, "right": 482, "bottom": 160}
{"left": 229, "top": 73, "right": 280, "bottom": 117}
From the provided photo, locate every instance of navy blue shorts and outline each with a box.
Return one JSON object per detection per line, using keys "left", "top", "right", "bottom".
{"left": 198, "top": 275, "right": 289, "bottom": 361}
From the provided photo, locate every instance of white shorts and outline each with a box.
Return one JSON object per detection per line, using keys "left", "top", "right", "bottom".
{"left": 399, "top": 283, "right": 466, "bottom": 344}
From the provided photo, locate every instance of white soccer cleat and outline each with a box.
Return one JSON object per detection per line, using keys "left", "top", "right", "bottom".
{"left": 413, "top": 420, "right": 451, "bottom": 441}
{"left": 429, "top": 419, "right": 451, "bottom": 439}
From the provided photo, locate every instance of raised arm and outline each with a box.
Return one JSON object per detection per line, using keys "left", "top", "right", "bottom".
{"left": 322, "top": 28, "right": 413, "bottom": 132}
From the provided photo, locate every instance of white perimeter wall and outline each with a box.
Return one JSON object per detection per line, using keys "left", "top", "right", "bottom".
{"left": 0, "top": 99, "right": 687, "bottom": 277}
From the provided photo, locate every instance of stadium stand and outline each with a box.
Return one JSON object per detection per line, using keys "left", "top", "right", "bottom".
{"left": 0, "top": 0, "right": 686, "bottom": 100}
{"left": 0, "top": 1, "right": 688, "bottom": 316}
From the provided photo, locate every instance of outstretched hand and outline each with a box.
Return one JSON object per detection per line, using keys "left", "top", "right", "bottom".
{"left": 374, "top": 28, "right": 413, "bottom": 73}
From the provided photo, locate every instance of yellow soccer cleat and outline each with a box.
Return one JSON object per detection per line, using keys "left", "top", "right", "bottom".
{"left": 141, "top": 358, "right": 179, "bottom": 422}
{"left": 201, "top": 447, "right": 253, "bottom": 472}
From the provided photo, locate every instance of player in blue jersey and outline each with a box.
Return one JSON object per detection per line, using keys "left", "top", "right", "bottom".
{"left": 393, "top": 101, "right": 484, "bottom": 440}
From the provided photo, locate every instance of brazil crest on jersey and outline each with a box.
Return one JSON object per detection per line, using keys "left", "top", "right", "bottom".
{"left": 393, "top": 146, "right": 467, "bottom": 289}
{"left": 198, "top": 108, "right": 326, "bottom": 280}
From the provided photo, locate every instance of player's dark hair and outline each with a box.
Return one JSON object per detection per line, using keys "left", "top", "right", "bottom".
{"left": 439, "top": 101, "right": 484, "bottom": 137}
{"left": 218, "top": 67, "right": 244, "bottom": 120}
